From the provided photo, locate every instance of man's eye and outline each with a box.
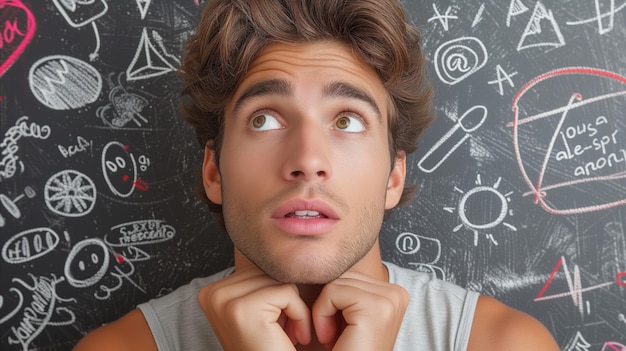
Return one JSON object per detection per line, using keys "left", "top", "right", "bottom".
{"left": 250, "top": 113, "right": 282, "bottom": 131}
{"left": 335, "top": 115, "right": 365, "bottom": 132}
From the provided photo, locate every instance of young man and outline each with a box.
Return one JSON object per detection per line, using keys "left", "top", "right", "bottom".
{"left": 75, "top": 0, "right": 560, "bottom": 350}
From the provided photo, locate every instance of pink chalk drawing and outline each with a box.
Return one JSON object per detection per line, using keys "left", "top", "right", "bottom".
{"left": 510, "top": 67, "right": 626, "bottom": 215}
{"left": 0, "top": 0, "right": 36, "bottom": 77}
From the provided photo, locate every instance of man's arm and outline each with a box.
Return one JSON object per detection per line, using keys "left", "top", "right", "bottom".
{"left": 73, "top": 309, "right": 158, "bottom": 351}
{"left": 468, "top": 296, "right": 559, "bottom": 351}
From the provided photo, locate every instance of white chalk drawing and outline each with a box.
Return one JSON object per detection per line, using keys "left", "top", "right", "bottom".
{"left": 445, "top": 174, "right": 517, "bottom": 246}
{"left": 506, "top": 0, "right": 529, "bottom": 27}
{"left": 418, "top": 105, "right": 487, "bottom": 173}
{"left": 0, "top": 116, "right": 51, "bottom": 181}
{"left": 64, "top": 238, "right": 146, "bottom": 300}
{"left": 535, "top": 256, "right": 619, "bottom": 317}
{"left": 106, "top": 219, "right": 176, "bottom": 247}
{"left": 2, "top": 227, "right": 59, "bottom": 264}
{"left": 51, "top": 0, "right": 108, "bottom": 60}
{"left": 471, "top": 3, "right": 485, "bottom": 28}
{"left": 0, "top": 288, "right": 23, "bottom": 325}
{"left": 4, "top": 274, "right": 75, "bottom": 351}
{"left": 64, "top": 238, "right": 110, "bottom": 288}
{"left": 126, "top": 28, "right": 179, "bottom": 81}
{"left": 517, "top": 2, "right": 565, "bottom": 51}
{"left": 28, "top": 55, "right": 102, "bottom": 110}
{"left": 105, "top": 219, "right": 176, "bottom": 263}
{"left": 0, "top": 186, "right": 36, "bottom": 227}
{"left": 488, "top": 64, "right": 518, "bottom": 96}
{"left": 96, "top": 74, "right": 149, "bottom": 128}
{"left": 136, "top": 0, "right": 152, "bottom": 19}
{"left": 566, "top": 0, "right": 626, "bottom": 35}
{"left": 57, "top": 135, "right": 93, "bottom": 158}
{"left": 51, "top": 0, "right": 107, "bottom": 28}
{"left": 44, "top": 169, "right": 97, "bottom": 217}
{"left": 395, "top": 232, "right": 445, "bottom": 280}
{"left": 564, "top": 331, "right": 591, "bottom": 351}
{"left": 433, "top": 37, "right": 488, "bottom": 85}
{"left": 510, "top": 67, "right": 626, "bottom": 214}
{"left": 428, "top": 4, "right": 458, "bottom": 31}
{"left": 102, "top": 141, "right": 149, "bottom": 197}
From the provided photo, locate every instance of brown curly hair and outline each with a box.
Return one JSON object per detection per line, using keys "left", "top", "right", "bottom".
{"left": 180, "top": 0, "right": 435, "bottom": 230}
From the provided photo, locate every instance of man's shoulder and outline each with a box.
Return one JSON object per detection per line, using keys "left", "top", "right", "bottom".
{"left": 73, "top": 309, "right": 157, "bottom": 351}
{"left": 468, "top": 295, "right": 559, "bottom": 351}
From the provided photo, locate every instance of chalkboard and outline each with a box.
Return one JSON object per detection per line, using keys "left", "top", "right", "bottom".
{"left": 1, "top": 1, "right": 624, "bottom": 350}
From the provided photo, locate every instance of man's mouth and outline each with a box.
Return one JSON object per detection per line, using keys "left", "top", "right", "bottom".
{"left": 285, "top": 210, "right": 328, "bottom": 219}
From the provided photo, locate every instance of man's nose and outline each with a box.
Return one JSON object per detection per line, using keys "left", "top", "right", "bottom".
{"left": 281, "top": 123, "right": 332, "bottom": 182}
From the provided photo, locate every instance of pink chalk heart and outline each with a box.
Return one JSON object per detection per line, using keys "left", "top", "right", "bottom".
{"left": 511, "top": 67, "right": 626, "bottom": 215}
{"left": 0, "top": 0, "right": 36, "bottom": 77}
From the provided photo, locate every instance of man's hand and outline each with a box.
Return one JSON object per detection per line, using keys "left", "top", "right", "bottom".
{"left": 312, "top": 270, "right": 410, "bottom": 351}
{"left": 198, "top": 266, "right": 312, "bottom": 350}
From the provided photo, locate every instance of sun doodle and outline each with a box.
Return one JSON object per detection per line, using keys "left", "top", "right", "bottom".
{"left": 444, "top": 174, "right": 517, "bottom": 246}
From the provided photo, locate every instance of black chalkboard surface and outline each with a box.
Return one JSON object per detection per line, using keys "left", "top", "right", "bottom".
{"left": 1, "top": 1, "right": 624, "bottom": 350}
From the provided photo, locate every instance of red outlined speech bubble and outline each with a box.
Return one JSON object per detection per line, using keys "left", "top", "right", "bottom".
{"left": 0, "top": 0, "right": 36, "bottom": 77}
{"left": 510, "top": 67, "right": 626, "bottom": 215}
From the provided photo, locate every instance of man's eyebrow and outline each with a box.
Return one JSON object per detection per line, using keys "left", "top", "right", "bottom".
{"left": 323, "top": 81, "right": 382, "bottom": 122}
{"left": 231, "top": 79, "right": 292, "bottom": 116}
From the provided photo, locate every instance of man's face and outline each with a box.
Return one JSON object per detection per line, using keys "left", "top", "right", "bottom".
{"left": 203, "top": 41, "right": 406, "bottom": 284}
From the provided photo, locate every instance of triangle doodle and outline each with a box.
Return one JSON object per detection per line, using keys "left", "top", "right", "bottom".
{"left": 136, "top": 0, "right": 152, "bottom": 19}
{"left": 517, "top": 2, "right": 565, "bottom": 51}
{"left": 126, "top": 28, "right": 176, "bottom": 81}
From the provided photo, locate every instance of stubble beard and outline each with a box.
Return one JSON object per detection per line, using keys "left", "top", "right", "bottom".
{"left": 223, "top": 187, "right": 385, "bottom": 284}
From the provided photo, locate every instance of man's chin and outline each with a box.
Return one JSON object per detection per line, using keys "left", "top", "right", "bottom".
{"left": 261, "top": 259, "right": 347, "bottom": 285}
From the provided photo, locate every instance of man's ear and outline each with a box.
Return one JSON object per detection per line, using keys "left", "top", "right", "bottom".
{"left": 202, "top": 144, "right": 222, "bottom": 205}
{"left": 385, "top": 151, "right": 406, "bottom": 209}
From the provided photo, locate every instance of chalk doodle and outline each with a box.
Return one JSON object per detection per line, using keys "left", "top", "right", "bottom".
{"left": 136, "top": 0, "right": 152, "bottom": 19}
{"left": 471, "top": 3, "right": 485, "bottom": 28}
{"left": 44, "top": 169, "right": 97, "bottom": 217}
{"left": 2, "top": 227, "right": 59, "bottom": 264}
{"left": 511, "top": 67, "right": 626, "bottom": 214}
{"left": 517, "top": 2, "right": 565, "bottom": 51}
{"left": 602, "top": 342, "right": 626, "bottom": 351}
{"left": 506, "top": 0, "right": 530, "bottom": 27}
{"left": 566, "top": 0, "right": 626, "bottom": 35}
{"left": 428, "top": 4, "right": 458, "bottom": 31}
{"left": 126, "top": 28, "right": 179, "bottom": 81}
{"left": 418, "top": 105, "right": 487, "bottom": 173}
{"left": 535, "top": 256, "right": 621, "bottom": 316}
{"left": 445, "top": 174, "right": 517, "bottom": 246}
{"left": 3, "top": 274, "right": 76, "bottom": 351}
{"left": 395, "top": 232, "right": 445, "bottom": 280}
{"left": 0, "top": 116, "right": 51, "bottom": 181}
{"left": 101, "top": 141, "right": 150, "bottom": 197}
{"left": 433, "top": 37, "right": 488, "bottom": 85}
{"left": 96, "top": 74, "right": 150, "bottom": 128}
{"left": 63, "top": 237, "right": 146, "bottom": 300}
{"left": 0, "top": 186, "right": 36, "bottom": 227}
{"left": 57, "top": 135, "right": 93, "bottom": 158}
{"left": 488, "top": 64, "right": 518, "bottom": 96}
{"left": 28, "top": 55, "right": 103, "bottom": 110}
{"left": 51, "top": 0, "right": 108, "bottom": 60}
{"left": 0, "top": 0, "right": 36, "bottom": 77}
{"left": 564, "top": 331, "right": 591, "bottom": 351}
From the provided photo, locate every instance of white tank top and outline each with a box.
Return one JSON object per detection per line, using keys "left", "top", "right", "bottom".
{"left": 138, "top": 262, "right": 479, "bottom": 350}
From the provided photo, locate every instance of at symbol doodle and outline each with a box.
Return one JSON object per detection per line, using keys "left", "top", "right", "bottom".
{"left": 44, "top": 170, "right": 97, "bottom": 217}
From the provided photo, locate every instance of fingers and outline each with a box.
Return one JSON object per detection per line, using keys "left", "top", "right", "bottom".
{"left": 198, "top": 266, "right": 312, "bottom": 350}
{"left": 312, "top": 270, "right": 409, "bottom": 351}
